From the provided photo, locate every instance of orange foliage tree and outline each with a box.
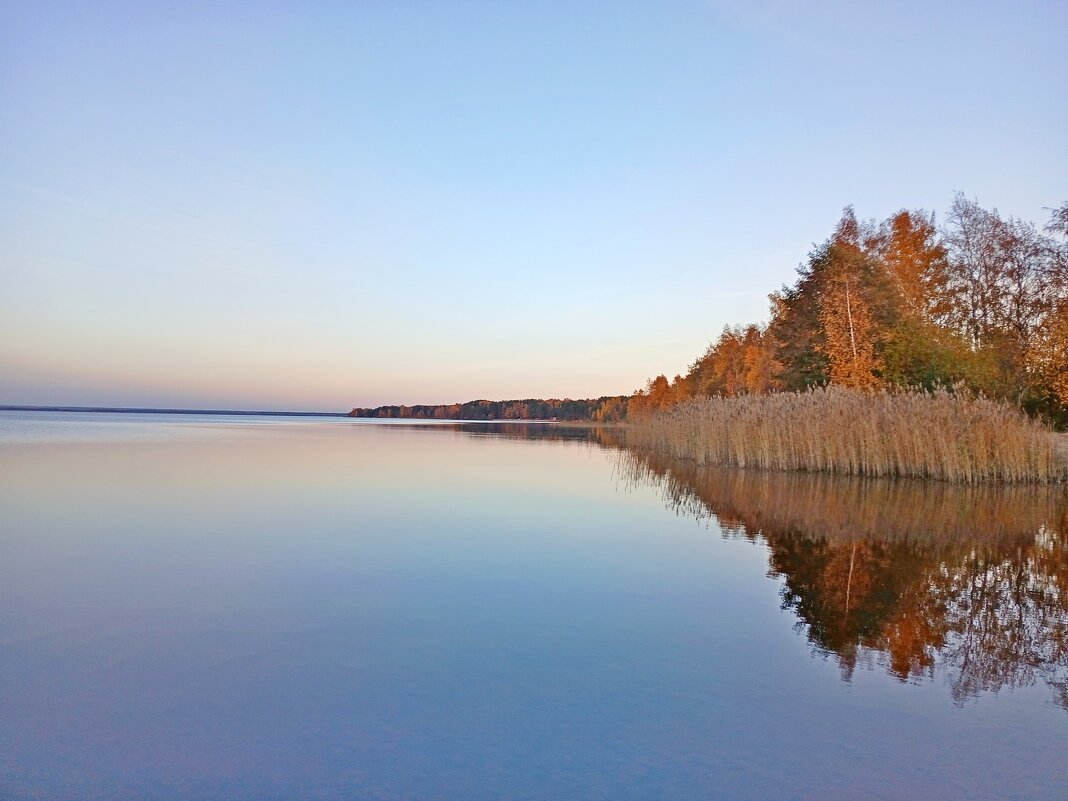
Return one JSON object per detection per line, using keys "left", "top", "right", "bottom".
{"left": 629, "top": 197, "right": 1068, "bottom": 427}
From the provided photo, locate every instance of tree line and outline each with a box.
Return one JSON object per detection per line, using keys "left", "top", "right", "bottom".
{"left": 349, "top": 396, "right": 629, "bottom": 422}
{"left": 629, "top": 195, "right": 1068, "bottom": 427}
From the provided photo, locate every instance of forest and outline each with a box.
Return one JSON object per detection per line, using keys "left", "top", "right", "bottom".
{"left": 353, "top": 195, "right": 1067, "bottom": 431}
{"left": 629, "top": 195, "right": 1068, "bottom": 428}
{"left": 349, "top": 396, "right": 629, "bottom": 421}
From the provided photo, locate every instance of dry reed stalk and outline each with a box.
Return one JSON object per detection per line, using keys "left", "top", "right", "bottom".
{"left": 626, "top": 386, "right": 1062, "bottom": 484}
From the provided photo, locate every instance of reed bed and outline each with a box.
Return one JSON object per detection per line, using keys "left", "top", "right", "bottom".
{"left": 626, "top": 386, "right": 1062, "bottom": 484}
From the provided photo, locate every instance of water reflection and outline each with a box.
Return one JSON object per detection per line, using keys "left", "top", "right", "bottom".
{"left": 617, "top": 448, "right": 1068, "bottom": 709}
{"left": 5, "top": 413, "right": 1067, "bottom": 799}
{"left": 362, "top": 420, "right": 619, "bottom": 442}
{"left": 375, "top": 421, "right": 1068, "bottom": 710}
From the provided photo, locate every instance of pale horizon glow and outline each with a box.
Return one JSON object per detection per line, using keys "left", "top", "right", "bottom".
{"left": 2, "top": 1, "right": 1066, "bottom": 411}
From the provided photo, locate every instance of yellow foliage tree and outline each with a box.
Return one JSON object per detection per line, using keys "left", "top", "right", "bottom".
{"left": 1033, "top": 299, "right": 1068, "bottom": 405}
{"left": 818, "top": 266, "right": 881, "bottom": 388}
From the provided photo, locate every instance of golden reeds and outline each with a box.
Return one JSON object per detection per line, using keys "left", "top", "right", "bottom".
{"left": 626, "top": 386, "right": 1062, "bottom": 484}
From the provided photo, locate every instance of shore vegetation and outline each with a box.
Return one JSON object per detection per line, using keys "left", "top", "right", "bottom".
{"left": 350, "top": 396, "right": 628, "bottom": 422}
{"left": 630, "top": 196, "right": 1068, "bottom": 428}
{"left": 624, "top": 195, "right": 1068, "bottom": 483}
{"left": 626, "top": 386, "right": 1061, "bottom": 483}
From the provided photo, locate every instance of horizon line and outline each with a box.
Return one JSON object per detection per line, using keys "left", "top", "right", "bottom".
{"left": 0, "top": 404, "right": 346, "bottom": 417}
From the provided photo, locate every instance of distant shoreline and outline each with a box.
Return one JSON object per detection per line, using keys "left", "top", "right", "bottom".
{"left": 0, "top": 406, "right": 622, "bottom": 425}
{"left": 0, "top": 405, "right": 347, "bottom": 418}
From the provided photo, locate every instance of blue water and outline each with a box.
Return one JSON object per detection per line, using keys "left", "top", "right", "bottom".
{"left": 1, "top": 411, "right": 1065, "bottom": 800}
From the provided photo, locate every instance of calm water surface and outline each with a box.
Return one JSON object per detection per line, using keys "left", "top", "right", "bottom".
{"left": 2, "top": 411, "right": 1066, "bottom": 800}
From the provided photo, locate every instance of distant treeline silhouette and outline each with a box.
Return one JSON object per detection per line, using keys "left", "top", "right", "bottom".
{"left": 349, "top": 396, "right": 628, "bottom": 422}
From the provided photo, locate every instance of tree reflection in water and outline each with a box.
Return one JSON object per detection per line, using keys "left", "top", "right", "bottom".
{"left": 418, "top": 422, "right": 1068, "bottom": 709}
{"left": 614, "top": 446, "right": 1068, "bottom": 710}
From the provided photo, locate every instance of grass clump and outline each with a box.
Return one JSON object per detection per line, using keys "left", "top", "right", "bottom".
{"left": 626, "top": 386, "right": 1061, "bottom": 484}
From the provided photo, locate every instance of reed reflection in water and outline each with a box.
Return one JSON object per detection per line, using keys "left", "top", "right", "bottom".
{"left": 617, "top": 447, "right": 1068, "bottom": 710}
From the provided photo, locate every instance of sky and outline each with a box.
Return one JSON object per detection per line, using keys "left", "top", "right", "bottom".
{"left": 2, "top": 1, "right": 1066, "bottom": 411}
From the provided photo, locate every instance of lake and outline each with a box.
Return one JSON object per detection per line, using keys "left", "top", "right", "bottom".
{"left": 2, "top": 411, "right": 1066, "bottom": 800}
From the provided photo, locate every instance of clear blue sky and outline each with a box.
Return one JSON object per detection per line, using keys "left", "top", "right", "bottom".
{"left": 2, "top": 1, "right": 1065, "bottom": 410}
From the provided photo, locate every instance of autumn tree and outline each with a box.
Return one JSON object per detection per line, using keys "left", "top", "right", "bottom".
{"left": 682, "top": 324, "right": 781, "bottom": 398}
{"left": 866, "top": 209, "right": 971, "bottom": 389}
{"left": 740, "top": 325, "right": 781, "bottom": 393}
{"left": 767, "top": 210, "right": 886, "bottom": 389}
{"left": 943, "top": 195, "right": 1006, "bottom": 351}
{"left": 766, "top": 262, "right": 831, "bottom": 390}
{"left": 769, "top": 208, "right": 894, "bottom": 389}
{"left": 876, "top": 210, "right": 951, "bottom": 322}
{"left": 627, "top": 196, "right": 1068, "bottom": 425}
{"left": 1030, "top": 204, "right": 1068, "bottom": 416}
{"left": 818, "top": 259, "right": 882, "bottom": 388}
